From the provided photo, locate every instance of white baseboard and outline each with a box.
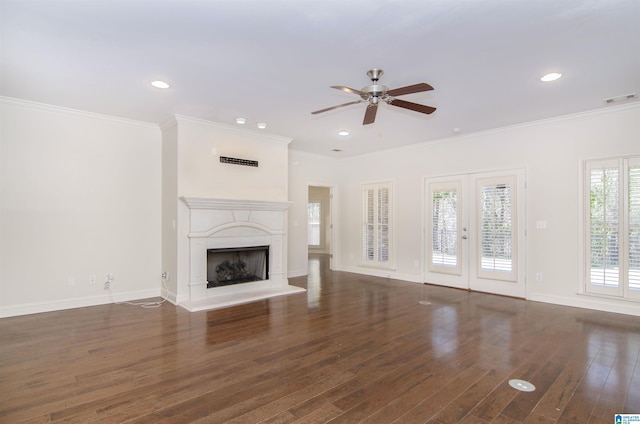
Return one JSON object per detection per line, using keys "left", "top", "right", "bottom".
{"left": 528, "top": 292, "right": 640, "bottom": 317}
{"left": 0, "top": 289, "right": 162, "bottom": 318}
{"left": 339, "top": 265, "right": 421, "bottom": 283}
{"left": 287, "top": 269, "right": 308, "bottom": 278}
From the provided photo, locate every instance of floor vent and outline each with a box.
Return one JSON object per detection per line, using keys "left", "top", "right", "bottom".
{"left": 509, "top": 379, "right": 535, "bottom": 392}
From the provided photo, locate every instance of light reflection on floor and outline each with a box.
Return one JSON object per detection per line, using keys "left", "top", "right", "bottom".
{"left": 306, "top": 253, "right": 327, "bottom": 307}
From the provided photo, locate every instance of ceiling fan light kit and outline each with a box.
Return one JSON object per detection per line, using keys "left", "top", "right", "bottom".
{"left": 312, "top": 68, "right": 436, "bottom": 125}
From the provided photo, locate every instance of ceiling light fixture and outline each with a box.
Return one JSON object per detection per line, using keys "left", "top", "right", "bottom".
{"left": 150, "top": 80, "right": 170, "bottom": 89}
{"left": 337, "top": 130, "right": 350, "bottom": 136}
{"left": 235, "top": 117, "right": 247, "bottom": 125}
{"left": 540, "top": 72, "right": 562, "bottom": 82}
{"left": 257, "top": 122, "right": 267, "bottom": 129}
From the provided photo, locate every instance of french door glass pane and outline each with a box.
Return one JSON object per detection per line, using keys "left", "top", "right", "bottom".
{"left": 480, "top": 183, "right": 512, "bottom": 272}
{"left": 589, "top": 167, "right": 620, "bottom": 288}
{"left": 432, "top": 190, "right": 458, "bottom": 267}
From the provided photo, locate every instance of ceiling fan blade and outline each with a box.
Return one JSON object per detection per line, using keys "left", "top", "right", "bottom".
{"left": 331, "top": 85, "right": 367, "bottom": 96}
{"left": 386, "top": 83, "right": 434, "bottom": 97}
{"left": 388, "top": 98, "right": 436, "bottom": 115}
{"left": 363, "top": 103, "right": 378, "bottom": 125}
{"left": 311, "top": 100, "right": 363, "bottom": 115}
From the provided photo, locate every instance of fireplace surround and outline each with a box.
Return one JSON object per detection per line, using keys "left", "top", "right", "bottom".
{"left": 179, "top": 197, "right": 305, "bottom": 312}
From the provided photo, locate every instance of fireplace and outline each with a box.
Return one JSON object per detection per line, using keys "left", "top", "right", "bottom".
{"left": 207, "top": 245, "right": 269, "bottom": 288}
{"left": 179, "top": 197, "right": 305, "bottom": 312}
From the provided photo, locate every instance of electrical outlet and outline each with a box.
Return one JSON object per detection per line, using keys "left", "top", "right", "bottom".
{"left": 67, "top": 277, "right": 76, "bottom": 287}
{"left": 536, "top": 273, "right": 544, "bottom": 282}
{"left": 161, "top": 271, "right": 169, "bottom": 280}
{"left": 89, "top": 275, "right": 96, "bottom": 285}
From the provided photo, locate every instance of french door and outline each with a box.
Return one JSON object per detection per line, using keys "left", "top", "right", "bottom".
{"left": 424, "top": 170, "right": 526, "bottom": 298}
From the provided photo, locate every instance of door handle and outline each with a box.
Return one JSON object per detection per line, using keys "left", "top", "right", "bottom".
{"left": 462, "top": 235, "right": 468, "bottom": 239}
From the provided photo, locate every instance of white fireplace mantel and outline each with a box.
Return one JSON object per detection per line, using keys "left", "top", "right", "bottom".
{"left": 178, "top": 197, "right": 304, "bottom": 312}
{"left": 181, "top": 197, "right": 292, "bottom": 211}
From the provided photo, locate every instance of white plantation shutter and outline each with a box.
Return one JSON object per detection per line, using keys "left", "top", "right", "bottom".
{"left": 363, "top": 188, "right": 375, "bottom": 261}
{"left": 585, "top": 156, "right": 640, "bottom": 299}
{"left": 476, "top": 176, "right": 516, "bottom": 281}
{"left": 628, "top": 158, "right": 640, "bottom": 295}
{"left": 430, "top": 186, "right": 460, "bottom": 272}
{"left": 378, "top": 187, "right": 389, "bottom": 262}
{"left": 588, "top": 160, "right": 621, "bottom": 293}
{"left": 362, "top": 182, "right": 392, "bottom": 267}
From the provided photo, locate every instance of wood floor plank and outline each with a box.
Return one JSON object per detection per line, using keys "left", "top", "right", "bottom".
{"left": 2, "top": 254, "right": 640, "bottom": 423}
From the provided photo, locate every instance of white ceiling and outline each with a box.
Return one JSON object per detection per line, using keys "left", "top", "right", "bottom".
{"left": 2, "top": 0, "right": 639, "bottom": 157}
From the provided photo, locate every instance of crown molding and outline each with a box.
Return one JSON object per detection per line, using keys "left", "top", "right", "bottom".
{"left": 0, "top": 96, "right": 159, "bottom": 129}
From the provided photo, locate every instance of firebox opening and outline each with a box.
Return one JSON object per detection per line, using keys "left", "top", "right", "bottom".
{"left": 206, "top": 246, "right": 269, "bottom": 288}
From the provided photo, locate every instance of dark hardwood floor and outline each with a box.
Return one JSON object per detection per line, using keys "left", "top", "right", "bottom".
{"left": 2, "top": 254, "right": 640, "bottom": 423}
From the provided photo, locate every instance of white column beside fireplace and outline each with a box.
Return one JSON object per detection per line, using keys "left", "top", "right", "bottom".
{"left": 179, "top": 197, "right": 305, "bottom": 312}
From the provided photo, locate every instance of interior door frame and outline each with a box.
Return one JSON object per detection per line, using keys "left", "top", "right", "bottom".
{"left": 307, "top": 184, "right": 336, "bottom": 270}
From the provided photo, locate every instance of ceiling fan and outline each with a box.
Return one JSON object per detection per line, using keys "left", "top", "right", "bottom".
{"left": 311, "top": 69, "right": 436, "bottom": 125}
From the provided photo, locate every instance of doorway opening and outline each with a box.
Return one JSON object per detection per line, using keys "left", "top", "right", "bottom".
{"left": 308, "top": 185, "right": 334, "bottom": 270}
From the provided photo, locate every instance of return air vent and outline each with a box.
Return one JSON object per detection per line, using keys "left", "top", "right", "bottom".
{"left": 603, "top": 93, "right": 637, "bottom": 105}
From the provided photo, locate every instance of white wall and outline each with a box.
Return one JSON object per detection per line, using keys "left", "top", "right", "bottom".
{"left": 289, "top": 103, "right": 640, "bottom": 315}
{"left": 0, "top": 98, "right": 162, "bottom": 317}
{"left": 2, "top": 95, "right": 639, "bottom": 318}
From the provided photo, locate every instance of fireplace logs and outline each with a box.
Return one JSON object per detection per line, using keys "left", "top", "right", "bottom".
{"left": 206, "top": 246, "right": 269, "bottom": 288}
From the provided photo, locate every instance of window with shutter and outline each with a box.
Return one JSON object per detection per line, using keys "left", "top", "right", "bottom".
{"left": 585, "top": 156, "right": 640, "bottom": 300}
{"left": 362, "top": 182, "right": 393, "bottom": 267}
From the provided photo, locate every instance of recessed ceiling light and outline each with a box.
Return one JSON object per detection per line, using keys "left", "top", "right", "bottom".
{"left": 150, "top": 80, "right": 170, "bottom": 89}
{"left": 257, "top": 122, "right": 267, "bottom": 129}
{"left": 235, "top": 117, "right": 247, "bottom": 125}
{"left": 540, "top": 72, "right": 562, "bottom": 82}
{"left": 337, "top": 130, "right": 350, "bottom": 136}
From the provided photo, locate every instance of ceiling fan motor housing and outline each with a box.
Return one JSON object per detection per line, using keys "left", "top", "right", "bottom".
{"left": 362, "top": 69, "right": 388, "bottom": 102}
{"left": 361, "top": 84, "right": 389, "bottom": 101}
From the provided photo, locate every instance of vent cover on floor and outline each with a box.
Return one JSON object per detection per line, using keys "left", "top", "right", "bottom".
{"left": 509, "top": 379, "right": 536, "bottom": 392}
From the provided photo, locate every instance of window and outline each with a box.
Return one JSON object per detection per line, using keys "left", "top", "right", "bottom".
{"left": 362, "top": 182, "right": 393, "bottom": 267}
{"left": 585, "top": 156, "right": 640, "bottom": 300}
{"left": 308, "top": 201, "right": 321, "bottom": 247}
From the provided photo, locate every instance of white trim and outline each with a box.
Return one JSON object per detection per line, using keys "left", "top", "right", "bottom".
{"left": 306, "top": 102, "right": 640, "bottom": 161}
{"left": 0, "top": 96, "right": 159, "bottom": 129}
{"left": 341, "top": 265, "right": 421, "bottom": 283}
{"left": 180, "top": 197, "right": 291, "bottom": 211}
{"left": 529, "top": 292, "right": 640, "bottom": 317}
{"left": 0, "top": 289, "right": 162, "bottom": 318}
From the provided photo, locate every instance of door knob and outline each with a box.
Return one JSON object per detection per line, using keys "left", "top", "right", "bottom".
{"left": 462, "top": 235, "right": 468, "bottom": 239}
